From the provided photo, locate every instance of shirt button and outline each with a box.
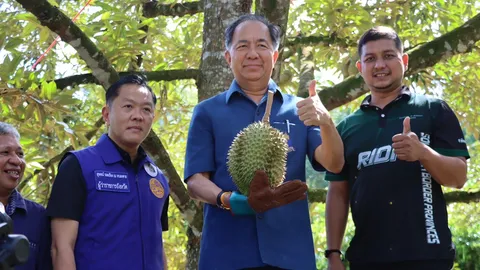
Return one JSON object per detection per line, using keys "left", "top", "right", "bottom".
{"left": 381, "top": 114, "right": 385, "bottom": 118}
{"left": 257, "top": 214, "right": 263, "bottom": 219}
{"left": 375, "top": 108, "right": 379, "bottom": 110}
{"left": 256, "top": 111, "right": 260, "bottom": 116}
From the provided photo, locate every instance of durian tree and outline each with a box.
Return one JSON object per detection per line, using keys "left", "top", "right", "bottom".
{"left": 1, "top": 0, "right": 480, "bottom": 268}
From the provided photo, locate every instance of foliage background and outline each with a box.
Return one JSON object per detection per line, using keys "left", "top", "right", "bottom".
{"left": 1, "top": 0, "right": 479, "bottom": 269}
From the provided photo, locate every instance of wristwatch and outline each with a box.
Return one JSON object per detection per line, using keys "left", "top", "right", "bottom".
{"left": 324, "top": 249, "right": 343, "bottom": 259}
{"left": 216, "top": 191, "right": 231, "bottom": 210}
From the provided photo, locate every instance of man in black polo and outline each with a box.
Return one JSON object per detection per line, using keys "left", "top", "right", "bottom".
{"left": 324, "top": 26, "right": 470, "bottom": 270}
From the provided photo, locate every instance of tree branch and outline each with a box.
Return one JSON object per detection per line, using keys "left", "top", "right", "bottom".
{"left": 308, "top": 189, "right": 480, "bottom": 204}
{"left": 15, "top": 0, "right": 119, "bottom": 89}
{"left": 54, "top": 69, "right": 200, "bottom": 89}
{"left": 143, "top": 1, "right": 203, "bottom": 18}
{"left": 286, "top": 33, "right": 356, "bottom": 49}
{"left": 142, "top": 132, "right": 203, "bottom": 236}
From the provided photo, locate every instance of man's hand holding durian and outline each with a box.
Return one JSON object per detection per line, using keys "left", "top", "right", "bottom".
{"left": 220, "top": 170, "right": 308, "bottom": 215}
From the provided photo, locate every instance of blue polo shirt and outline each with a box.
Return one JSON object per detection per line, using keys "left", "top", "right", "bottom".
{"left": 7, "top": 189, "right": 52, "bottom": 270}
{"left": 184, "top": 79, "right": 323, "bottom": 270}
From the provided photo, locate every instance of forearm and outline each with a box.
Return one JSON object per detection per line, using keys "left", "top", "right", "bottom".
{"left": 52, "top": 248, "right": 76, "bottom": 270}
{"left": 420, "top": 146, "right": 467, "bottom": 189}
{"left": 186, "top": 173, "right": 221, "bottom": 205}
{"left": 315, "top": 119, "right": 344, "bottom": 173}
{"left": 326, "top": 183, "right": 349, "bottom": 250}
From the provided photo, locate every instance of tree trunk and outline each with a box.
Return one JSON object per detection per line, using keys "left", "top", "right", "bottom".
{"left": 187, "top": 1, "right": 253, "bottom": 268}
{"left": 186, "top": 226, "right": 202, "bottom": 270}
{"left": 256, "top": 0, "right": 291, "bottom": 83}
{"left": 197, "top": 0, "right": 253, "bottom": 101}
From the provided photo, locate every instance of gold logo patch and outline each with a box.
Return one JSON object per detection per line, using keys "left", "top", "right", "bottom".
{"left": 149, "top": 178, "right": 164, "bottom": 199}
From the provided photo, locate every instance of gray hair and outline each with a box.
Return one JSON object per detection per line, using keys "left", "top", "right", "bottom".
{"left": 0, "top": 122, "right": 20, "bottom": 139}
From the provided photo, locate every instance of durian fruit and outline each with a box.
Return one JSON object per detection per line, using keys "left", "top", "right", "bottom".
{"left": 227, "top": 90, "right": 289, "bottom": 196}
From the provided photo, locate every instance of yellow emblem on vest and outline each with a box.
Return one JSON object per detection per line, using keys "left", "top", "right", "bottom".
{"left": 149, "top": 178, "right": 164, "bottom": 199}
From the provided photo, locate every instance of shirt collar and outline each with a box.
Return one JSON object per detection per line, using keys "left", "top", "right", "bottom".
{"left": 225, "top": 79, "right": 284, "bottom": 103}
{"left": 97, "top": 134, "right": 147, "bottom": 165}
{"left": 6, "top": 189, "right": 27, "bottom": 216}
{"left": 107, "top": 135, "right": 147, "bottom": 165}
{"left": 360, "top": 85, "right": 411, "bottom": 109}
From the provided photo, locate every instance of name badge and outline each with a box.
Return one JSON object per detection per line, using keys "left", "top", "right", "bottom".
{"left": 94, "top": 170, "right": 130, "bottom": 193}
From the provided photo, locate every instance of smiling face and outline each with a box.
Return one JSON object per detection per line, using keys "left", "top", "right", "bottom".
{"left": 224, "top": 20, "right": 279, "bottom": 88}
{"left": 356, "top": 39, "right": 409, "bottom": 94}
{"left": 102, "top": 84, "right": 155, "bottom": 151}
{"left": 0, "top": 135, "right": 25, "bottom": 193}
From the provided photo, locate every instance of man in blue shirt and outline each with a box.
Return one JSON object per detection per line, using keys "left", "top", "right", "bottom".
{"left": 47, "top": 75, "right": 169, "bottom": 270}
{"left": 0, "top": 122, "right": 52, "bottom": 270}
{"left": 184, "top": 15, "right": 345, "bottom": 270}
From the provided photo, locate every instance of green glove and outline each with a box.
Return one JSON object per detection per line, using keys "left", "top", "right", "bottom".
{"left": 229, "top": 191, "right": 255, "bottom": 215}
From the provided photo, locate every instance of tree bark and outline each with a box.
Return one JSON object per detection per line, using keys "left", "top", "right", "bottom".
{"left": 143, "top": 1, "right": 203, "bottom": 18}
{"left": 197, "top": 0, "right": 252, "bottom": 101}
{"left": 255, "top": 0, "right": 290, "bottom": 83}
{"left": 197, "top": 1, "right": 250, "bottom": 101}
{"left": 286, "top": 33, "right": 356, "bottom": 49}
{"left": 54, "top": 69, "right": 200, "bottom": 89}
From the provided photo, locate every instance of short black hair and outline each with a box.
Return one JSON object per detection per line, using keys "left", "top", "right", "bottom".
{"left": 105, "top": 74, "right": 157, "bottom": 106}
{"left": 224, "top": 14, "right": 281, "bottom": 50}
{"left": 358, "top": 26, "right": 403, "bottom": 57}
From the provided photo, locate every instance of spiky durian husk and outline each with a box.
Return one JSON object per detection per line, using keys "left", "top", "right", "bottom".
{"left": 227, "top": 122, "right": 288, "bottom": 196}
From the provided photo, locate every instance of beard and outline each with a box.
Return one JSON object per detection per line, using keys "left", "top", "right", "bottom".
{"left": 371, "top": 78, "right": 402, "bottom": 93}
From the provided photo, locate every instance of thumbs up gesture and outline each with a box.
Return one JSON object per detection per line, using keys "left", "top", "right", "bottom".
{"left": 392, "top": 117, "right": 426, "bottom": 162}
{"left": 296, "top": 80, "right": 332, "bottom": 127}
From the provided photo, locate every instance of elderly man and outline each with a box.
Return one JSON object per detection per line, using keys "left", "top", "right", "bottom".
{"left": 184, "top": 14, "right": 344, "bottom": 270}
{"left": 0, "top": 122, "right": 52, "bottom": 270}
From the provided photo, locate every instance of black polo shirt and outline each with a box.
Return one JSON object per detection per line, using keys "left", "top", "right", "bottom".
{"left": 326, "top": 87, "right": 470, "bottom": 264}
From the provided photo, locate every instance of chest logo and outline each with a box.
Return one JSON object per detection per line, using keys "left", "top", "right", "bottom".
{"left": 144, "top": 162, "right": 158, "bottom": 177}
{"left": 94, "top": 171, "right": 130, "bottom": 193}
{"left": 149, "top": 178, "right": 165, "bottom": 199}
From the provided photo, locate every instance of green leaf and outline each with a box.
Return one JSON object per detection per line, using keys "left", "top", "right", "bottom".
{"left": 101, "top": 11, "right": 111, "bottom": 21}
{"left": 4, "top": 38, "right": 23, "bottom": 51}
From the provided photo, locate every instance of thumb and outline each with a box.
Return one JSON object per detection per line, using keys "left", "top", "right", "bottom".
{"left": 403, "top": 116, "right": 411, "bottom": 134}
{"left": 308, "top": 80, "right": 317, "bottom": 97}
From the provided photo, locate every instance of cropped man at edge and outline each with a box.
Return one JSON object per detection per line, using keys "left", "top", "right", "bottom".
{"left": 46, "top": 75, "right": 170, "bottom": 270}
{"left": 325, "top": 27, "right": 470, "bottom": 270}
{"left": 0, "top": 122, "right": 53, "bottom": 270}
{"left": 184, "top": 14, "right": 344, "bottom": 270}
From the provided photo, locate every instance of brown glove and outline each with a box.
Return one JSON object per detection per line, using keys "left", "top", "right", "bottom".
{"left": 247, "top": 170, "right": 308, "bottom": 213}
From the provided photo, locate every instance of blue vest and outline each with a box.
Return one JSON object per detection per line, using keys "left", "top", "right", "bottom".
{"left": 71, "top": 134, "right": 169, "bottom": 270}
